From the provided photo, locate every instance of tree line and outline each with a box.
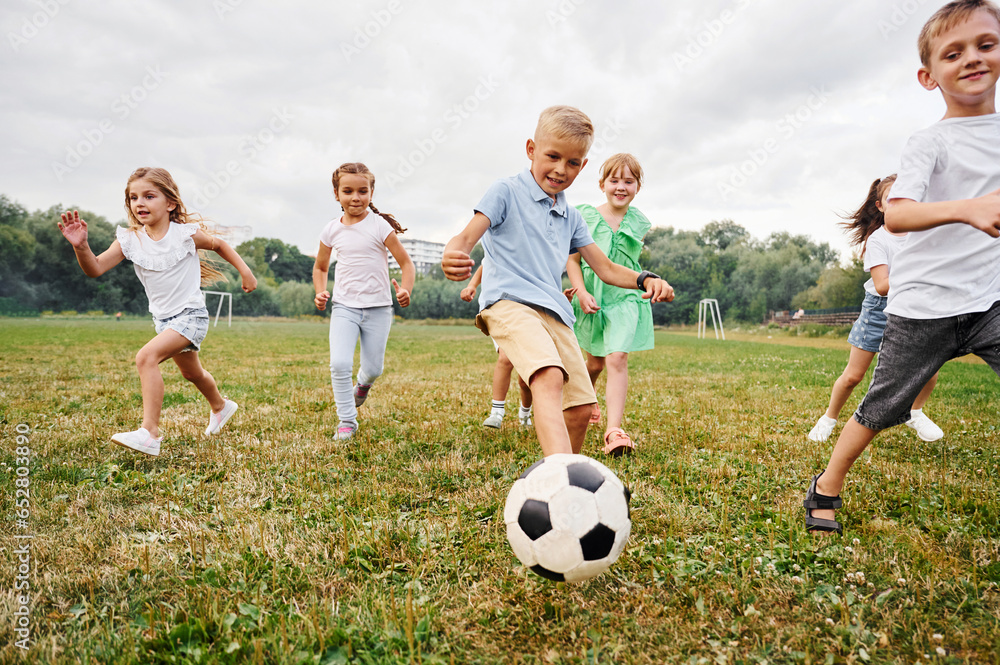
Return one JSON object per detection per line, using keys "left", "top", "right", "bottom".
{"left": 0, "top": 195, "right": 865, "bottom": 322}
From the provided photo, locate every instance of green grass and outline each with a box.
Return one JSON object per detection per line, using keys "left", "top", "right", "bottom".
{"left": 0, "top": 319, "right": 997, "bottom": 664}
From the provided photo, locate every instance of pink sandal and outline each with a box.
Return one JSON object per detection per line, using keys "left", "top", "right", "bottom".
{"left": 602, "top": 427, "right": 635, "bottom": 457}
{"left": 589, "top": 403, "right": 601, "bottom": 425}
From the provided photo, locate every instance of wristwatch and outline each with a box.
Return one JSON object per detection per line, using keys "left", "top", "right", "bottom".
{"left": 636, "top": 270, "right": 659, "bottom": 290}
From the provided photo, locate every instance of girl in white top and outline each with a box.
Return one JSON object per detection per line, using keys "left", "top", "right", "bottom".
{"left": 808, "top": 175, "right": 941, "bottom": 445}
{"left": 312, "top": 162, "right": 415, "bottom": 440}
{"left": 58, "top": 167, "right": 258, "bottom": 457}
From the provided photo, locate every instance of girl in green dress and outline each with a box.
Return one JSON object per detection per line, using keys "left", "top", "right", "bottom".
{"left": 565, "top": 153, "right": 655, "bottom": 456}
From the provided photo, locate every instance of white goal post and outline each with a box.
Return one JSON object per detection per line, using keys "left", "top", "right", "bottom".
{"left": 202, "top": 291, "right": 232, "bottom": 327}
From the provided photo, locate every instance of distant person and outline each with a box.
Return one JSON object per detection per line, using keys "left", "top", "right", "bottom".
{"left": 461, "top": 265, "right": 533, "bottom": 429}
{"left": 564, "top": 153, "right": 657, "bottom": 457}
{"left": 57, "top": 167, "right": 257, "bottom": 457}
{"left": 442, "top": 105, "right": 674, "bottom": 458}
{"left": 805, "top": 0, "right": 1000, "bottom": 535}
{"left": 807, "top": 175, "right": 942, "bottom": 445}
{"left": 312, "top": 162, "right": 415, "bottom": 441}
{"left": 116, "top": 311, "right": 122, "bottom": 322}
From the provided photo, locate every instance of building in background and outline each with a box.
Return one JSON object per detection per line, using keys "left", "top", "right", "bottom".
{"left": 389, "top": 238, "right": 445, "bottom": 275}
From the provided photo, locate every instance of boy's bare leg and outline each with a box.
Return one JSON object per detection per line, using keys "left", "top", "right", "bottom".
{"left": 517, "top": 376, "right": 532, "bottom": 408}
{"left": 811, "top": 418, "right": 880, "bottom": 523}
{"left": 529, "top": 366, "right": 574, "bottom": 456}
{"left": 911, "top": 371, "right": 938, "bottom": 410}
{"left": 493, "top": 351, "right": 515, "bottom": 401}
{"left": 564, "top": 403, "right": 591, "bottom": 454}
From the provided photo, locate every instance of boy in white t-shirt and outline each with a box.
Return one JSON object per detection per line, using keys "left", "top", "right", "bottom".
{"left": 804, "top": 0, "right": 1000, "bottom": 534}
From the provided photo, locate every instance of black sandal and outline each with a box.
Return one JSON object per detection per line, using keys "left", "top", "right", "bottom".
{"left": 803, "top": 473, "right": 843, "bottom": 534}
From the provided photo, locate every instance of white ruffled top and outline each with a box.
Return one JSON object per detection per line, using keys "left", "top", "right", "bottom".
{"left": 116, "top": 223, "right": 206, "bottom": 320}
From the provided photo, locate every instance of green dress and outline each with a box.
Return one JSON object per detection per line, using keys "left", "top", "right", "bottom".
{"left": 572, "top": 205, "right": 654, "bottom": 357}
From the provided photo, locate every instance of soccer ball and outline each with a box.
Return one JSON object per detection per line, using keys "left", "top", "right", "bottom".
{"left": 503, "top": 453, "right": 631, "bottom": 582}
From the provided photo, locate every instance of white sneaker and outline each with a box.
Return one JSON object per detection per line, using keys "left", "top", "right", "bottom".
{"left": 906, "top": 411, "right": 943, "bottom": 442}
{"left": 112, "top": 428, "right": 162, "bottom": 457}
{"left": 519, "top": 413, "right": 533, "bottom": 428}
{"left": 808, "top": 416, "right": 836, "bottom": 442}
{"left": 483, "top": 413, "right": 503, "bottom": 429}
{"left": 205, "top": 399, "right": 238, "bottom": 435}
{"left": 334, "top": 424, "right": 356, "bottom": 440}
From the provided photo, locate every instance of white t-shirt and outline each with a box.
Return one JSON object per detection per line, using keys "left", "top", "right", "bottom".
{"left": 318, "top": 212, "right": 395, "bottom": 308}
{"left": 887, "top": 114, "right": 1000, "bottom": 318}
{"left": 116, "top": 223, "right": 205, "bottom": 319}
{"left": 861, "top": 226, "right": 906, "bottom": 296}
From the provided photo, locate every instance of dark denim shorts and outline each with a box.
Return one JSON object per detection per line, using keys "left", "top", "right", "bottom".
{"left": 153, "top": 307, "right": 210, "bottom": 353}
{"left": 855, "top": 300, "right": 1000, "bottom": 430}
{"left": 847, "top": 292, "right": 888, "bottom": 353}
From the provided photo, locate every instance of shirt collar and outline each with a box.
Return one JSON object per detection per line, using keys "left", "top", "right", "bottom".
{"left": 519, "top": 169, "right": 568, "bottom": 217}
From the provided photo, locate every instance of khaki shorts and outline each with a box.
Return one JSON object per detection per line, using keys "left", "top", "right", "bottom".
{"left": 476, "top": 300, "right": 596, "bottom": 410}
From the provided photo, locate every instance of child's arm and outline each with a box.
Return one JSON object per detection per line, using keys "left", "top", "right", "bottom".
{"left": 193, "top": 231, "right": 257, "bottom": 293}
{"left": 886, "top": 193, "right": 1000, "bottom": 237}
{"left": 870, "top": 264, "right": 889, "bottom": 296}
{"left": 577, "top": 244, "right": 674, "bottom": 302}
{"left": 384, "top": 233, "right": 416, "bottom": 308}
{"left": 565, "top": 254, "right": 599, "bottom": 313}
{"left": 57, "top": 211, "right": 125, "bottom": 277}
{"left": 312, "top": 243, "right": 333, "bottom": 311}
{"left": 442, "top": 213, "right": 490, "bottom": 281}
{"left": 460, "top": 265, "right": 484, "bottom": 302}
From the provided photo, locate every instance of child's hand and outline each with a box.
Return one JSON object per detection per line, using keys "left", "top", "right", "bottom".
{"left": 642, "top": 277, "right": 675, "bottom": 303}
{"left": 241, "top": 272, "right": 257, "bottom": 293}
{"left": 460, "top": 285, "right": 477, "bottom": 302}
{"left": 314, "top": 290, "right": 331, "bottom": 311}
{"left": 966, "top": 188, "right": 1000, "bottom": 237}
{"left": 577, "top": 291, "right": 600, "bottom": 314}
{"left": 442, "top": 250, "right": 474, "bottom": 281}
{"left": 392, "top": 278, "right": 410, "bottom": 307}
{"left": 57, "top": 211, "right": 89, "bottom": 248}
{"left": 562, "top": 287, "right": 576, "bottom": 302}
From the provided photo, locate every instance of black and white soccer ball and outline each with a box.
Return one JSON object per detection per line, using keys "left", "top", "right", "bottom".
{"left": 503, "top": 453, "right": 631, "bottom": 582}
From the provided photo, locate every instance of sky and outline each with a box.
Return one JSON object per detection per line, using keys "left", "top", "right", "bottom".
{"left": 1, "top": 0, "right": 952, "bottom": 263}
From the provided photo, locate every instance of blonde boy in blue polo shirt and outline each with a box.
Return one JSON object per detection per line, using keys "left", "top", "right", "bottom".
{"left": 442, "top": 106, "right": 674, "bottom": 457}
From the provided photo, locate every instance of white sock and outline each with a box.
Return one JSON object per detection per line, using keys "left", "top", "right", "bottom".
{"left": 519, "top": 405, "right": 532, "bottom": 418}
{"left": 819, "top": 415, "right": 836, "bottom": 425}
{"left": 910, "top": 409, "right": 922, "bottom": 418}
{"left": 491, "top": 400, "right": 505, "bottom": 418}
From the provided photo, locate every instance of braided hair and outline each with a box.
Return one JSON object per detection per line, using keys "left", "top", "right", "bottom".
{"left": 331, "top": 162, "right": 406, "bottom": 234}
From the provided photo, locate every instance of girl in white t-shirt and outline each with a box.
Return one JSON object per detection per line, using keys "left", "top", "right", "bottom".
{"left": 312, "top": 162, "right": 415, "bottom": 440}
{"left": 58, "top": 167, "right": 258, "bottom": 457}
{"left": 807, "top": 175, "right": 942, "bottom": 446}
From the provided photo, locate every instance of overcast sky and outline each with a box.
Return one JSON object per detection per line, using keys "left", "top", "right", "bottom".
{"left": 2, "top": 0, "right": 950, "bottom": 262}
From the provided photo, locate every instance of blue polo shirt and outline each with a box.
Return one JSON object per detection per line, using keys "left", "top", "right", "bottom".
{"left": 475, "top": 169, "right": 594, "bottom": 327}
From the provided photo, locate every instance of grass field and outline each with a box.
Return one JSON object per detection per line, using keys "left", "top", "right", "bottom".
{"left": 0, "top": 318, "right": 998, "bottom": 664}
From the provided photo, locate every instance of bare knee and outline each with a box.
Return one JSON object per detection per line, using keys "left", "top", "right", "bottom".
{"left": 586, "top": 354, "right": 605, "bottom": 374}
{"left": 178, "top": 361, "right": 206, "bottom": 382}
{"left": 605, "top": 352, "right": 628, "bottom": 373}
{"left": 839, "top": 369, "right": 865, "bottom": 390}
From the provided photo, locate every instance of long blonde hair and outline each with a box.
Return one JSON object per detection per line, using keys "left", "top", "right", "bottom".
{"left": 124, "top": 167, "right": 225, "bottom": 285}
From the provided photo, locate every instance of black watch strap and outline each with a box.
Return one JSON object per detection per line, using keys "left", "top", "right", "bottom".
{"left": 636, "top": 270, "right": 659, "bottom": 290}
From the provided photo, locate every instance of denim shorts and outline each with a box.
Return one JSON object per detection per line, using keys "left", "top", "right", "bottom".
{"left": 855, "top": 300, "right": 1000, "bottom": 430}
{"left": 153, "top": 307, "right": 209, "bottom": 353}
{"left": 847, "top": 292, "right": 888, "bottom": 353}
